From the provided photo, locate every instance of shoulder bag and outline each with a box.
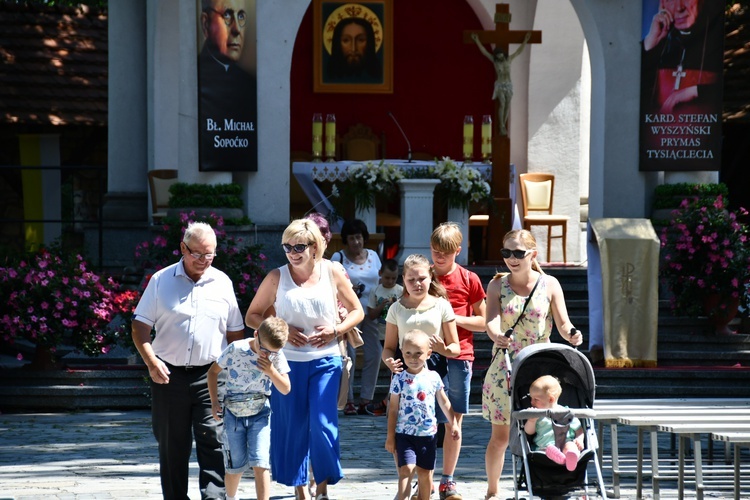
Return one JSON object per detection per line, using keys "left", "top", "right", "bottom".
{"left": 483, "top": 275, "right": 542, "bottom": 379}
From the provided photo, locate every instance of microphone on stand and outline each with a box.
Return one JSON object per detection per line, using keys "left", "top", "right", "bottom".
{"left": 388, "top": 111, "right": 413, "bottom": 162}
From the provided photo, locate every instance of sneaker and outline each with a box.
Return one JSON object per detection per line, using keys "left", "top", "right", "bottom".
{"left": 439, "top": 480, "right": 462, "bottom": 500}
{"left": 343, "top": 402, "right": 357, "bottom": 415}
{"left": 364, "top": 400, "right": 386, "bottom": 416}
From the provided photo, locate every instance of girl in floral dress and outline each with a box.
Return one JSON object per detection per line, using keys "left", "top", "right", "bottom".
{"left": 481, "top": 230, "right": 583, "bottom": 500}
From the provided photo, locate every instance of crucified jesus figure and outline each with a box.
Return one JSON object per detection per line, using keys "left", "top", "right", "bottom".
{"left": 472, "top": 32, "right": 532, "bottom": 136}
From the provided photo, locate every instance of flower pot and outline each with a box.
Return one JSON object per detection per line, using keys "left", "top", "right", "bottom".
{"left": 702, "top": 294, "right": 740, "bottom": 335}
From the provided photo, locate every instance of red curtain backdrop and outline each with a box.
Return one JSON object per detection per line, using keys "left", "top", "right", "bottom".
{"left": 290, "top": 0, "right": 493, "bottom": 161}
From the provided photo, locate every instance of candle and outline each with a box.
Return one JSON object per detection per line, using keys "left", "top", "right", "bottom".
{"left": 463, "top": 115, "right": 474, "bottom": 162}
{"left": 325, "top": 114, "right": 336, "bottom": 161}
{"left": 312, "top": 113, "right": 323, "bottom": 160}
{"left": 482, "top": 114, "right": 492, "bottom": 163}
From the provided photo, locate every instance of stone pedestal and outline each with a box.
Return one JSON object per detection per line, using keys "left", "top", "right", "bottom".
{"left": 447, "top": 206, "right": 470, "bottom": 265}
{"left": 395, "top": 179, "right": 440, "bottom": 264}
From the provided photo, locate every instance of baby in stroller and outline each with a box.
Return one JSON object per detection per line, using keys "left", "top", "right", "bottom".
{"left": 523, "top": 375, "right": 583, "bottom": 472}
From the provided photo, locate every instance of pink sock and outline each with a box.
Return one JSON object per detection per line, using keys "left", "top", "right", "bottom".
{"left": 545, "top": 445, "right": 566, "bottom": 464}
{"left": 565, "top": 448, "right": 580, "bottom": 471}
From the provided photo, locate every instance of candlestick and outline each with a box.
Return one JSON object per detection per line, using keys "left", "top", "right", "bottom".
{"left": 482, "top": 114, "right": 492, "bottom": 163}
{"left": 463, "top": 115, "right": 474, "bottom": 163}
{"left": 325, "top": 114, "right": 336, "bottom": 162}
{"left": 312, "top": 113, "right": 323, "bottom": 162}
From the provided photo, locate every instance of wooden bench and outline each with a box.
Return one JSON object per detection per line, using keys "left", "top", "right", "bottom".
{"left": 592, "top": 398, "right": 750, "bottom": 499}
{"left": 654, "top": 422, "right": 750, "bottom": 500}
{"left": 711, "top": 432, "right": 750, "bottom": 500}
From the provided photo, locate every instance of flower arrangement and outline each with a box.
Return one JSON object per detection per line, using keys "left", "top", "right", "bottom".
{"left": 0, "top": 243, "right": 139, "bottom": 363}
{"left": 135, "top": 211, "right": 268, "bottom": 313}
{"left": 431, "top": 157, "right": 493, "bottom": 210}
{"left": 332, "top": 157, "right": 492, "bottom": 216}
{"left": 335, "top": 160, "right": 403, "bottom": 210}
{"left": 659, "top": 194, "right": 750, "bottom": 321}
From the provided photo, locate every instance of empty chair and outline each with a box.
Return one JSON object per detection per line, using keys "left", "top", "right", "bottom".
{"left": 519, "top": 173, "right": 569, "bottom": 263}
{"left": 339, "top": 123, "right": 399, "bottom": 229}
{"left": 147, "top": 169, "right": 178, "bottom": 223}
{"left": 339, "top": 123, "right": 383, "bottom": 161}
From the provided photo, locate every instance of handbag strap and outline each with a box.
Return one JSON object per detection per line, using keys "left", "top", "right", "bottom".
{"left": 488, "top": 275, "right": 542, "bottom": 367}
{"left": 326, "top": 261, "right": 348, "bottom": 357}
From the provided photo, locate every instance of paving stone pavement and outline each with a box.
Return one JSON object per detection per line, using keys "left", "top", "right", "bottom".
{"left": 0, "top": 406, "right": 745, "bottom": 499}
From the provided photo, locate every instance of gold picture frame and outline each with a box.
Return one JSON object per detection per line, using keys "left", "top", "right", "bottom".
{"left": 313, "top": 0, "right": 393, "bottom": 94}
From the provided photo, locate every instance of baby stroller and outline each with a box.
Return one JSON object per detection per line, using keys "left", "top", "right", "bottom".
{"left": 508, "top": 343, "right": 607, "bottom": 499}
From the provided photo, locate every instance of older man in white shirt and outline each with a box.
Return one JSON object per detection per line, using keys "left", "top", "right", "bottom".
{"left": 132, "top": 221, "right": 245, "bottom": 499}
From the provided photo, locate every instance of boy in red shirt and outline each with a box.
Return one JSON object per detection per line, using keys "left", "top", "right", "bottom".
{"left": 430, "top": 222, "right": 487, "bottom": 500}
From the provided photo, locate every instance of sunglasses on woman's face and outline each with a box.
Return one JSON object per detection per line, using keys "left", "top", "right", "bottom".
{"left": 282, "top": 243, "right": 310, "bottom": 254}
{"left": 500, "top": 248, "right": 531, "bottom": 260}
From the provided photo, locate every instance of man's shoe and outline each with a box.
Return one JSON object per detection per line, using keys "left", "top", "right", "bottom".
{"left": 439, "top": 480, "right": 462, "bottom": 500}
{"left": 343, "top": 402, "right": 357, "bottom": 415}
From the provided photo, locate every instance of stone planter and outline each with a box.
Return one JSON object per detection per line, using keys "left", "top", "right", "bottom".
{"left": 166, "top": 207, "right": 244, "bottom": 220}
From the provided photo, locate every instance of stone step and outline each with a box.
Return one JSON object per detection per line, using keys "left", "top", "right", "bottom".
{"left": 358, "top": 364, "right": 750, "bottom": 402}
{"left": 4, "top": 265, "right": 749, "bottom": 410}
{"left": 0, "top": 368, "right": 150, "bottom": 411}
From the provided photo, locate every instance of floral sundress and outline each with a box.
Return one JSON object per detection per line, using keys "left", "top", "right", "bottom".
{"left": 481, "top": 274, "right": 553, "bottom": 425}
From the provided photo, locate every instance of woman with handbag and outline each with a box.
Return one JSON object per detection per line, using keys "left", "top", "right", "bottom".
{"left": 482, "top": 229, "right": 583, "bottom": 500}
{"left": 331, "top": 218, "right": 383, "bottom": 416}
{"left": 245, "top": 219, "right": 364, "bottom": 500}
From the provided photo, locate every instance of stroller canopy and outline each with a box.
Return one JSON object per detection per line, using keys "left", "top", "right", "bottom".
{"left": 510, "top": 343, "right": 596, "bottom": 412}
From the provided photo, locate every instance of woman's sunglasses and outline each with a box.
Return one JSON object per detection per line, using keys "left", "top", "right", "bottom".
{"left": 500, "top": 248, "right": 532, "bottom": 260}
{"left": 282, "top": 243, "right": 310, "bottom": 254}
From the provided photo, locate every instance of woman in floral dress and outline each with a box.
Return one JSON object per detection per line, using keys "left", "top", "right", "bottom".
{"left": 481, "top": 229, "right": 583, "bottom": 500}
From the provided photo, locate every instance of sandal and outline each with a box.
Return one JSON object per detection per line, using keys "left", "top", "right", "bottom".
{"left": 315, "top": 494, "right": 329, "bottom": 500}
{"left": 343, "top": 402, "right": 357, "bottom": 416}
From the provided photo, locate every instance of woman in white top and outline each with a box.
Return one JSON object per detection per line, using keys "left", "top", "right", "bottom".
{"left": 331, "top": 218, "right": 382, "bottom": 415}
{"left": 246, "top": 219, "right": 363, "bottom": 500}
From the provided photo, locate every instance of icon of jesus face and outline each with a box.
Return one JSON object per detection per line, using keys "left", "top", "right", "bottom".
{"left": 340, "top": 22, "right": 368, "bottom": 68}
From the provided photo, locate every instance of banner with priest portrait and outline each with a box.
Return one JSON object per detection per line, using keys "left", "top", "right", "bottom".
{"left": 639, "top": 0, "right": 724, "bottom": 171}
{"left": 197, "top": 0, "right": 258, "bottom": 172}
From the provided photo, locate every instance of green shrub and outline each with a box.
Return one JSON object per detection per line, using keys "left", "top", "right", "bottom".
{"left": 168, "top": 182, "right": 244, "bottom": 209}
{"left": 652, "top": 183, "right": 729, "bottom": 209}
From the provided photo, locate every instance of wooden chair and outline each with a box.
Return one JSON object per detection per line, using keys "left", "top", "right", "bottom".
{"left": 338, "top": 123, "right": 383, "bottom": 161}
{"left": 147, "top": 169, "right": 178, "bottom": 223}
{"left": 519, "top": 172, "right": 569, "bottom": 263}
{"left": 339, "top": 123, "right": 399, "bottom": 229}
{"left": 410, "top": 151, "right": 438, "bottom": 161}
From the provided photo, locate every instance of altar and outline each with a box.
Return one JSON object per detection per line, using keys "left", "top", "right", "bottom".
{"left": 292, "top": 160, "right": 515, "bottom": 263}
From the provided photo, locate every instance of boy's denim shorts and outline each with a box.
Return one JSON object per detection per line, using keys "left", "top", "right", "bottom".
{"left": 436, "top": 359, "right": 472, "bottom": 423}
{"left": 221, "top": 401, "right": 271, "bottom": 473}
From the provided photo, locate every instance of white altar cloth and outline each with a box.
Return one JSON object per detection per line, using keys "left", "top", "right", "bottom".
{"left": 291, "top": 160, "right": 493, "bottom": 226}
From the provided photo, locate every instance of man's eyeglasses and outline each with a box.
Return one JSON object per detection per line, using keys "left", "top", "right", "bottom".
{"left": 184, "top": 243, "right": 216, "bottom": 261}
{"left": 257, "top": 337, "right": 279, "bottom": 362}
{"left": 204, "top": 7, "right": 246, "bottom": 28}
{"left": 500, "top": 248, "right": 532, "bottom": 260}
{"left": 282, "top": 243, "right": 310, "bottom": 254}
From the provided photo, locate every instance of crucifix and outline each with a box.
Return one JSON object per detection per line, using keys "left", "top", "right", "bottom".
{"left": 673, "top": 48, "right": 686, "bottom": 90}
{"left": 673, "top": 64, "right": 686, "bottom": 90}
{"left": 463, "top": 3, "right": 541, "bottom": 262}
